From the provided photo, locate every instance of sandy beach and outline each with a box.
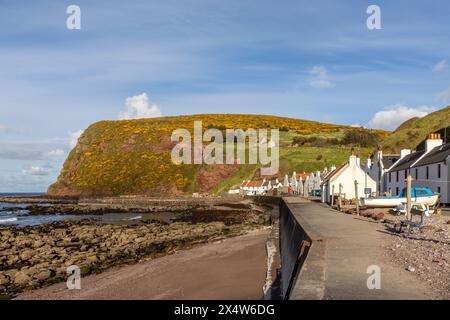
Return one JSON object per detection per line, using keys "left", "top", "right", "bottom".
{"left": 16, "top": 228, "right": 272, "bottom": 300}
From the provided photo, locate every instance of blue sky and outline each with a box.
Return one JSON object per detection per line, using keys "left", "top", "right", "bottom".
{"left": 1, "top": 0, "right": 450, "bottom": 192}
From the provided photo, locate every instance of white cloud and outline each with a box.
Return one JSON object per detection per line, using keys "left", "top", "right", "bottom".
{"left": 46, "top": 149, "right": 66, "bottom": 158}
{"left": 367, "top": 104, "right": 436, "bottom": 130}
{"left": 309, "top": 66, "right": 335, "bottom": 89}
{"left": 433, "top": 60, "right": 447, "bottom": 72}
{"left": 0, "top": 139, "right": 69, "bottom": 160}
{"left": 437, "top": 86, "right": 450, "bottom": 103}
{"left": 22, "top": 166, "right": 52, "bottom": 176}
{"left": 118, "top": 93, "right": 162, "bottom": 120}
{"left": 69, "top": 130, "right": 84, "bottom": 149}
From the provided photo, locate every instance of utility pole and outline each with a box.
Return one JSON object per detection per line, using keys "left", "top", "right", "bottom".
{"left": 354, "top": 180, "right": 360, "bottom": 216}
{"left": 406, "top": 174, "right": 412, "bottom": 220}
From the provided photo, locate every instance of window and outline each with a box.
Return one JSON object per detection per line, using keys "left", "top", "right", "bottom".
{"left": 389, "top": 172, "right": 391, "bottom": 183}
{"left": 396, "top": 171, "right": 399, "bottom": 182}
{"left": 415, "top": 168, "right": 418, "bottom": 179}
{"left": 437, "top": 187, "right": 441, "bottom": 194}
{"left": 404, "top": 170, "right": 407, "bottom": 179}
{"left": 396, "top": 187, "right": 399, "bottom": 195}
{"left": 438, "top": 164, "right": 441, "bottom": 179}
{"left": 426, "top": 166, "right": 429, "bottom": 180}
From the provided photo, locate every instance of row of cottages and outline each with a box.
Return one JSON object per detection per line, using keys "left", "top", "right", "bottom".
{"left": 321, "top": 151, "right": 377, "bottom": 203}
{"left": 382, "top": 134, "right": 450, "bottom": 205}
{"left": 286, "top": 169, "right": 333, "bottom": 196}
{"left": 239, "top": 178, "right": 283, "bottom": 195}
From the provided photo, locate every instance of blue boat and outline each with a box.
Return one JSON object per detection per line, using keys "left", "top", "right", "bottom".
{"left": 361, "top": 187, "right": 439, "bottom": 208}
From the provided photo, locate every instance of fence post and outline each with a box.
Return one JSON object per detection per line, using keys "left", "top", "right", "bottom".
{"left": 331, "top": 184, "right": 335, "bottom": 207}
{"left": 406, "top": 175, "right": 412, "bottom": 220}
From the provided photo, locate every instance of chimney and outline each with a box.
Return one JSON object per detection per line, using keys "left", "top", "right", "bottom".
{"left": 349, "top": 153, "right": 359, "bottom": 167}
{"left": 366, "top": 158, "right": 372, "bottom": 169}
{"left": 377, "top": 148, "right": 383, "bottom": 160}
{"left": 400, "top": 149, "right": 411, "bottom": 159}
{"left": 425, "top": 133, "right": 443, "bottom": 152}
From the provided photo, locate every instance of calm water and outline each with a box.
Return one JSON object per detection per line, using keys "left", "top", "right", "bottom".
{"left": 0, "top": 202, "right": 182, "bottom": 227}
{"left": 0, "top": 202, "right": 92, "bottom": 227}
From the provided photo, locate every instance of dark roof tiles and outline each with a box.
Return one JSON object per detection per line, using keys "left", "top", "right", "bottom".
{"left": 413, "top": 143, "right": 450, "bottom": 167}
{"left": 389, "top": 151, "right": 425, "bottom": 171}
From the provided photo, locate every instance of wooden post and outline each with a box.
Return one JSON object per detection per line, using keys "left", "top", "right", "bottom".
{"left": 406, "top": 174, "right": 412, "bottom": 220}
{"left": 354, "top": 180, "right": 359, "bottom": 216}
{"left": 331, "top": 184, "right": 335, "bottom": 208}
{"left": 338, "top": 184, "right": 342, "bottom": 210}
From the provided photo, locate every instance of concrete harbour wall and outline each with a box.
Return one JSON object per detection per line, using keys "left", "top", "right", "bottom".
{"left": 279, "top": 198, "right": 326, "bottom": 299}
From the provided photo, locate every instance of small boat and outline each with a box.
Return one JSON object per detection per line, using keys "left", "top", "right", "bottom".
{"left": 361, "top": 187, "right": 439, "bottom": 208}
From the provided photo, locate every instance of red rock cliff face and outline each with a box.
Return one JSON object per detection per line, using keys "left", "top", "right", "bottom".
{"left": 196, "top": 165, "right": 239, "bottom": 193}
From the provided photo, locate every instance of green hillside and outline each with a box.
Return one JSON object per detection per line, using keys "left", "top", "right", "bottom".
{"left": 381, "top": 106, "right": 450, "bottom": 153}
{"left": 48, "top": 114, "right": 386, "bottom": 197}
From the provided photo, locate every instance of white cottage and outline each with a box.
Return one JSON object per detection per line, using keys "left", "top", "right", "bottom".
{"left": 386, "top": 134, "right": 444, "bottom": 196}
{"left": 321, "top": 151, "right": 376, "bottom": 203}
{"left": 411, "top": 143, "right": 450, "bottom": 204}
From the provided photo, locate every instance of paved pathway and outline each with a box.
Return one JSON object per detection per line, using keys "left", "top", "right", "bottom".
{"left": 285, "top": 198, "right": 435, "bottom": 299}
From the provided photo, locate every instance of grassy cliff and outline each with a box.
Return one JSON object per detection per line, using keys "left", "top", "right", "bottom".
{"left": 381, "top": 106, "right": 450, "bottom": 153}
{"left": 48, "top": 114, "right": 387, "bottom": 196}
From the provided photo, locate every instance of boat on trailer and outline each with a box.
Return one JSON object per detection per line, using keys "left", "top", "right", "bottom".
{"left": 361, "top": 187, "right": 439, "bottom": 208}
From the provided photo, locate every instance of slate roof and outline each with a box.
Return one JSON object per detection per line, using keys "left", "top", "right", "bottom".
{"left": 389, "top": 151, "right": 425, "bottom": 171}
{"left": 412, "top": 143, "right": 450, "bottom": 167}
{"left": 381, "top": 155, "right": 400, "bottom": 169}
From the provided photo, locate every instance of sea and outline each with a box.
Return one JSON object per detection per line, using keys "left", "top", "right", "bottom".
{"left": 0, "top": 193, "right": 187, "bottom": 227}
{"left": 0, "top": 192, "right": 159, "bottom": 227}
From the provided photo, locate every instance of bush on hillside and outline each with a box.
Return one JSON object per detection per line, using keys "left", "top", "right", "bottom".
{"left": 341, "top": 130, "right": 380, "bottom": 148}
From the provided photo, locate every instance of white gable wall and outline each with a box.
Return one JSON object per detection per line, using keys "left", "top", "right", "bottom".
{"left": 368, "top": 151, "right": 384, "bottom": 194}
{"left": 329, "top": 156, "right": 376, "bottom": 201}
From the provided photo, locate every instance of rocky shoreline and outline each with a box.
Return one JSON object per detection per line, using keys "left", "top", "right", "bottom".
{"left": 0, "top": 196, "right": 76, "bottom": 204}
{"left": 384, "top": 214, "right": 450, "bottom": 299}
{"left": 0, "top": 208, "right": 273, "bottom": 298}
{"left": 352, "top": 208, "right": 450, "bottom": 299}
